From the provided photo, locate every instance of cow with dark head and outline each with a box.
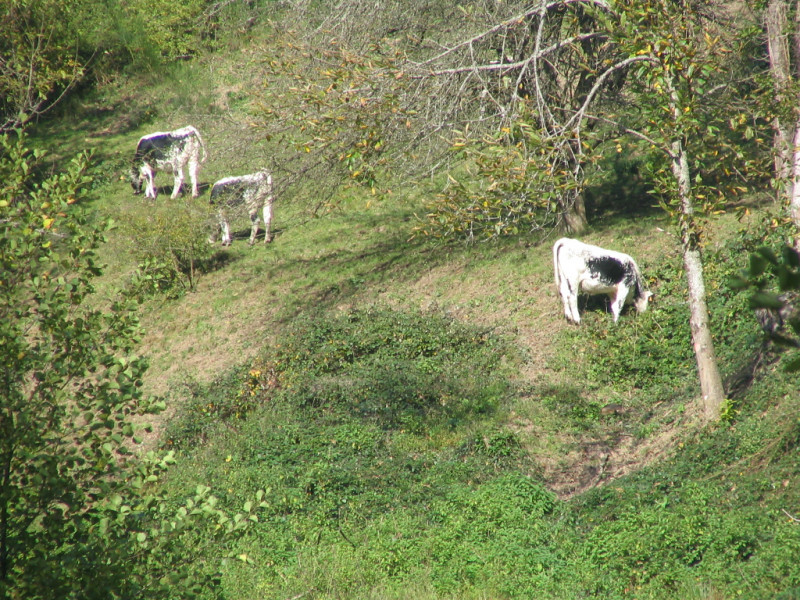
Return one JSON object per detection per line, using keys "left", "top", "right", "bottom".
{"left": 553, "top": 237, "right": 652, "bottom": 324}
{"left": 130, "top": 126, "right": 206, "bottom": 200}
{"left": 209, "top": 170, "right": 274, "bottom": 246}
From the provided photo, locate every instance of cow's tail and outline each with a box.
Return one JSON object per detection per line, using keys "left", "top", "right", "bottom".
{"left": 192, "top": 126, "right": 208, "bottom": 163}
{"left": 553, "top": 238, "right": 564, "bottom": 291}
{"left": 631, "top": 261, "right": 647, "bottom": 300}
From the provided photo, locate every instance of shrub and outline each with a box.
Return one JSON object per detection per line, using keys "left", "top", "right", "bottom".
{"left": 0, "top": 130, "right": 261, "bottom": 599}
{"left": 271, "top": 306, "right": 514, "bottom": 429}
{"left": 122, "top": 195, "right": 216, "bottom": 298}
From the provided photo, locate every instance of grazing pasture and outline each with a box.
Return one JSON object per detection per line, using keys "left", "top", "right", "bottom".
{"left": 15, "top": 9, "right": 800, "bottom": 600}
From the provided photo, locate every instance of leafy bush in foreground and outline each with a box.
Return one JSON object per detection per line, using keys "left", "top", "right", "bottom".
{"left": 0, "top": 131, "right": 267, "bottom": 599}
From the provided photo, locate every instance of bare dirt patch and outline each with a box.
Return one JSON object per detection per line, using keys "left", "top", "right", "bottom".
{"left": 517, "top": 403, "right": 705, "bottom": 500}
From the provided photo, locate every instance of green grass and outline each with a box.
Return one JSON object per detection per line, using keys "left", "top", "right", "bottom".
{"left": 23, "top": 19, "right": 800, "bottom": 599}
{"left": 150, "top": 295, "right": 800, "bottom": 599}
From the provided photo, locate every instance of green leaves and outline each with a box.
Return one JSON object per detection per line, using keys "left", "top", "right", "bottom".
{"left": 122, "top": 196, "right": 215, "bottom": 298}
{"left": 418, "top": 113, "right": 583, "bottom": 241}
{"left": 730, "top": 242, "right": 800, "bottom": 370}
{"left": 1, "top": 131, "right": 263, "bottom": 598}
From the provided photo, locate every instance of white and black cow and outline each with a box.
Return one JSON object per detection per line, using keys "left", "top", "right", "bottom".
{"left": 130, "top": 126, "right": 206, "bottom": 200}
{"left": 209, "top": 170, "right": 274, "bottom": 246}
{"left": 553, "top": 237, "right": 652, "bottom": 324}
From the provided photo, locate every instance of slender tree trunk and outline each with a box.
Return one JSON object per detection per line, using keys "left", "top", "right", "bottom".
{"left": 670, "top": 138, "right": 726, "bottom": 421}
{"left": 766, "top": 0, "right": 800, "bottom": 249}
{"left": 563, "top": 192, "right": 588, "bottom": 234}
{"left": 792, "top": 0, "right": 800, "bottom": 249}
{"left": 792, "top": 123, "right": 800, "bottom": 251}
{"left": 766, "top": 0, "right": 793, "bottom": 188}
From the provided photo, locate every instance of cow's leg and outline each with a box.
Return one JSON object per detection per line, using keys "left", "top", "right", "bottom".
{"left": 248, "top": 209, "right": 260, "bottom": 246}
{"left": 143, "top": 167, "right": 157, "bottom": 200}
{"left": 559, "top": 288, "right": 572, "bottom": 322}
{"left": 188, "top": 158, "right": 200, "bottom": 198}
{"left": 560, "top": 290, "right": 573, "bottom": 322}
{"left": 560, "top": 286, "right": 580, "bottom": 324}
{"left": 219, "top": 210, "right": 232, "bottom": 246}
{"left": 567, "top": 292, "right": 581, "bottom": 324}
{"left": 610, "top": 288, "right": 626, "bottom": 323}
{"left": 262, "top": 200, "right": 273, "bottom": 244}
{"left": 559, "top": 274, "right": 580, "bottom": 323}
{"left": 171, "top": 168, "right": 184, "bottom": 199}
{"left": 145, "top": 177, "right": 154, "bottom": 199}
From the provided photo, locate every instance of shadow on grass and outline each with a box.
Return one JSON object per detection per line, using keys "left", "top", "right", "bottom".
{"left": 264, "top": 207, "right": 550, "bottom": 325}
{"left": 195, "top": 248, "right": 240, "bottom": 273}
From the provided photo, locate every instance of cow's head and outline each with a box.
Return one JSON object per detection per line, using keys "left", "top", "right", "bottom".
{"left": 634, "top": 291, "right": 654, "bottom": 314}
{"left": 130, "top": 166, "right": 143, "bottom": 194}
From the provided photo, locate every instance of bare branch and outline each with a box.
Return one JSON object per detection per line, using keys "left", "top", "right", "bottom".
{"left": 411, "top": 33, "right": 606, "bottom": 78}
{"left": 582, "top": 111, "right": 668, "bottom": 153}
{"left": 562, "top": 55, "right": 657, "bottom": 133}
{"left": 413, "top": 0, "right": 610, "bottom": 66}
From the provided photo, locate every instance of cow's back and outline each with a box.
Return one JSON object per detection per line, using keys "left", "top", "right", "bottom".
{"left": 211, "top": 172, "right": 271, "bottom": 207}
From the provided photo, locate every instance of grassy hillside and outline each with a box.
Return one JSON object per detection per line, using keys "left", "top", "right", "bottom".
{"left": 27, "top": 17, "right": 800, "bottom": 600}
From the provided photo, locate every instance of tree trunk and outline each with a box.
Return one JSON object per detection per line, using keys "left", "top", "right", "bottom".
{"left": 766, "top": 0, "right": 793, "bottom": 190}
{"left": 671, "top": 138, "right": 726, "bottom": 421}
{"left": 792, "top": 122, "right": 800, "bottom": 251}
{"left": 562, "top": 192, "right": 588, "bottom": 234}
{"left": 766, "top": 0, "right": 800, "bottom": 249}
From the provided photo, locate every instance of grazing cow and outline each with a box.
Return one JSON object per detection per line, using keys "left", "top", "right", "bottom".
{"left": 209, "top": 170, "right": 274, "bottom": 246}
{"left": 130, "top": 126, "right": 206, "bottom": 200}
{"left": 553, "top": 237, "right": 652, "bottom": 324}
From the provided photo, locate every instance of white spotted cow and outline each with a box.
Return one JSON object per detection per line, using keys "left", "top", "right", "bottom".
{"left": 130, "top": 126, "right": 206, "bottom": 200}
{"left": 553, "top": 237, "right": 652, "bottom": 324}
{"left": 209, "top": 170, "right": 274, "bottom": 246}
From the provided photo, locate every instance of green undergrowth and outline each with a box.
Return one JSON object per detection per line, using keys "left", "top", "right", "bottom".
{"left": 156, "top": 287, "right": 800, "bottom": 599}
{"left": 164, "top": 304, "right": 521, "bottom": 448}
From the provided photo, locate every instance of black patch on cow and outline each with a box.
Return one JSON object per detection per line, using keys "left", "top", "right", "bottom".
{"left": 135, "top": 134, "right": 184, "bottom": 163}
{"left": 210, "top": 181, "right": 249, "bottom": 207}
{"left": 586, "top": 256, "right": 632, "bottom": 286}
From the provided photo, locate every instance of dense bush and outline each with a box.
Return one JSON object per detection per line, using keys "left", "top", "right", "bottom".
{"left": 122, "top": 195, "right": 217, "bottom": 298}
{"left": 563, "top": 473, "right": 800, "bottom": 599}
{"left": 0, "top": 131, "right": 262, "bottom": 599}
{"left": 165, "top": 305, "right": 518, "bottom": 446}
